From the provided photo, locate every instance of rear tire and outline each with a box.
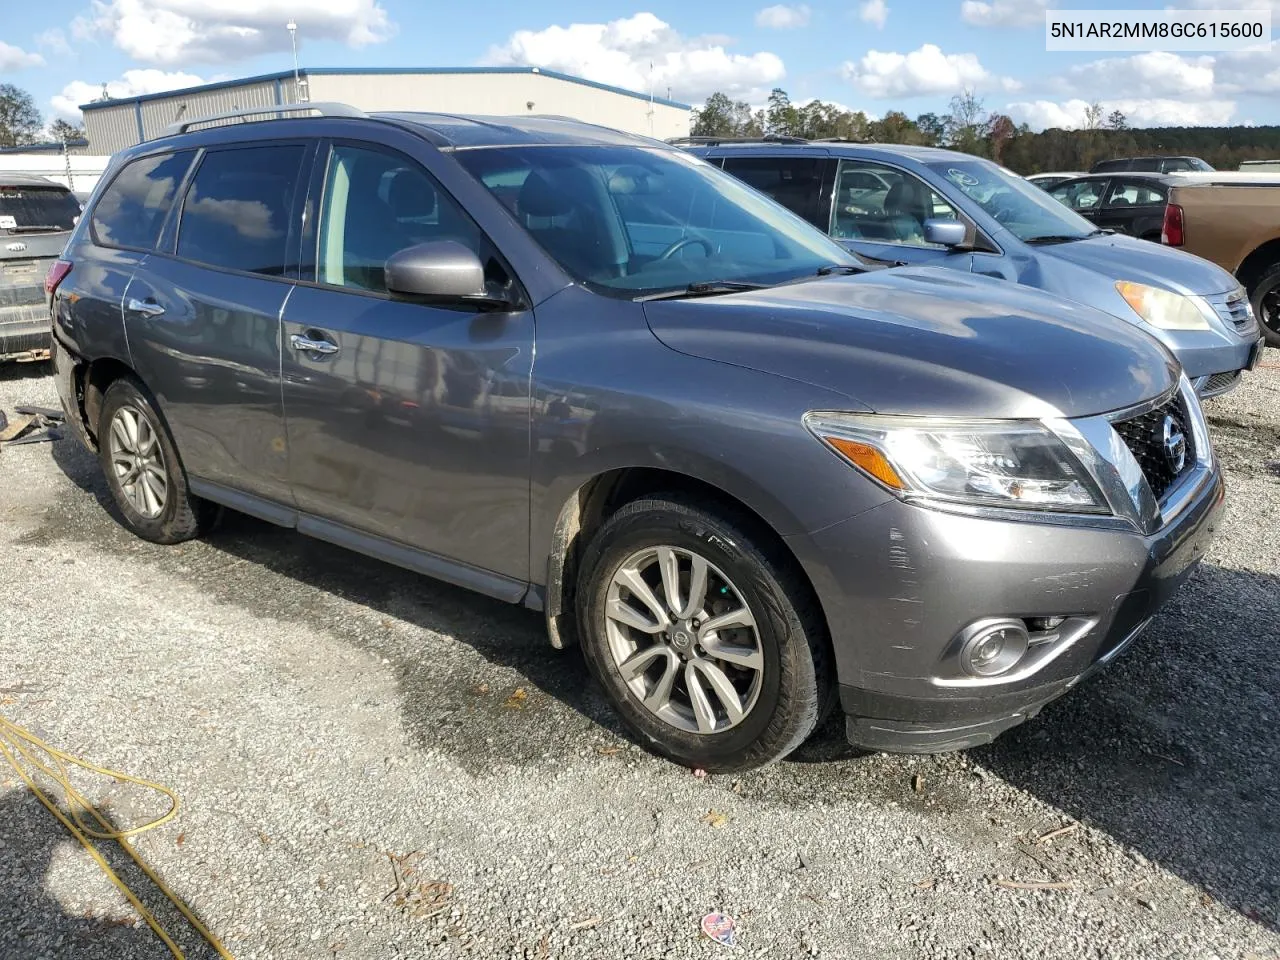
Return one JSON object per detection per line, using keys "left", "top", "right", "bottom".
{"left": 576, "top": 496, "right": 832, "bottom": 772}
{"left": 1250, "top": 262, "right": 1280, "bottom": 347}
{"left": 97, "top": 377, "right": 218, "bottom": 544}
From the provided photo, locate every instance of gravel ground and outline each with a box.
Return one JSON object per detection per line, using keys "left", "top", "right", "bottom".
{"left": 1, "top": 353, "right": 1277, "bottom": 960}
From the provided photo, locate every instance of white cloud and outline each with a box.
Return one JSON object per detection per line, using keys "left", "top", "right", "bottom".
{"left": 755, "top": 4, "right": 810, "bottom": 28}
{"left": 1005, "top": 97, "right": 1235, "bottom": 129}
{"left": 960, "top": 0, "right": 1051, "bottom": 27}
{"left": 0, "top": 41, "right": 45, "bottom": 70}
{"left": 35, "top": 29, "right": 72, "bottom": 56}
{"left": 1055, "top": 52, "right": 1217, "bottom": 99}
{"left": 484, "top": 12, "right": 786, "bottom": 103}
{"left": 859, "top": 0, "right": 889, "bottom": 28}
{"left": 51, "top": 69, "right": 206, "bottom": 120}
{"left": 73, "top": 0, "right": 393, "bottom": 66}
{"left": 1206, "top": 50, "right": 1280, "bottom": 95}
{"left": 842, "top": 43, "right": 1018, "bottom": 98}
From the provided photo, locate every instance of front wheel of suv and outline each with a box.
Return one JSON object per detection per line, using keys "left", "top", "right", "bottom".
{"left": 98, "top": 377, "right": 219, "bottom": 544}
{"left": 576, "top": 496, "right": 832, "bottom": 772}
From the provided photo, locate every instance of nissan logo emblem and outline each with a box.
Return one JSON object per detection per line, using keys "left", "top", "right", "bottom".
{"left": 1160, "top": 414, "right": 1187, "bottom": 474}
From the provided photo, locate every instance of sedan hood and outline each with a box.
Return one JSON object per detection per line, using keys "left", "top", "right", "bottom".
{"left": 644, "top": 268, "right": 1178, "bottom": 419}
{"left": 1038, "top": 232, "right": 1237, "bottom": 296}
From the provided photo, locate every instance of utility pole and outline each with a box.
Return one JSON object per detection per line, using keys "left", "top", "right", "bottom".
{"left": 287, "top": 21, "right": 307, "bottom": 103}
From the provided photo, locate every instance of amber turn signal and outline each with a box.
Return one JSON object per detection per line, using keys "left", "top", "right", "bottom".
{"left": 822, "top": 436, "right": 906, "bottom": 490}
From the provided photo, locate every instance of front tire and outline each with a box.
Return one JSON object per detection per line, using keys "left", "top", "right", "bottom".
{"left": 98, "top": 378, "right": 218, "bottom": 544}
{"left": 576, "top": 496, "right": 832, "bottom": 772}
{"left": 1250, "top": 262, "right": 1280, "bottom": 347}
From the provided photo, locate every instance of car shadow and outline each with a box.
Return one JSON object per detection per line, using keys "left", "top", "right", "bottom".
{"left": 975, "top": 561, "right": 1279, "bottom": 932}
{"left": 44, "top": 432, "right": 1278, "bottom": 931}
{"left": 0, "top": 787, "right": 224, "bottom": 958}
{"left": 0, "top": 359, "right": 52, "bottom": 384}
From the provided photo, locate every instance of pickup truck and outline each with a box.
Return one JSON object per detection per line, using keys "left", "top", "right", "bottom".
{"left": 1162, "top": 172, "right": 1280, "bottom": 346}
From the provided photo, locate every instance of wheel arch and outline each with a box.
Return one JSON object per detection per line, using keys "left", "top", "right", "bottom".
{"left": 1235, "top": 236, "right": 1280, "bottom": 291}
{"left": 68, "top": 353, "right": 141, "bottom": 449}
{"left": 540, "top": 465, "right": 831, "bottom": 657}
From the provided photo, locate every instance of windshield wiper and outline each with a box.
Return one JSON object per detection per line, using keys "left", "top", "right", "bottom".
{"left": 8, "top": 224, "right": 69, "bottom": 233}
{"left": 1024, "top": 234, "right": 1089, "bottom": 245}
{"left": 816, "top": 263, "right": 862, "bottom": 276}
{"left": 637, "top": 280, "right": 766, "bottom": 302}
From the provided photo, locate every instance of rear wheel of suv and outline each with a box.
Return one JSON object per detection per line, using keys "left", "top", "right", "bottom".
{"left": 576, "top": 496, "right": 832, "bottom": 772}
{"left": 1251, "top": 262, "right": 1280, "bottom": 347}
{"left": 98, "top": 378, "right": 218, "bottom": 544}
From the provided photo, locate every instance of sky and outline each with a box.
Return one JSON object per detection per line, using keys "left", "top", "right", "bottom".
{"left": 1, "top": 0, "right": 1278, "bottom": 135}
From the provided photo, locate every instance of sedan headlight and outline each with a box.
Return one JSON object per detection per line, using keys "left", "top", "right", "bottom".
{"left": 806, "top": 413, "right": 1108, "bottom": 513}
{"left": 1116, "top": 281, "right": 1216, "bottom": 331}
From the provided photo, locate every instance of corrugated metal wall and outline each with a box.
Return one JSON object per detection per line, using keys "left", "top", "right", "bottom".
{"left": 83, "top": 71, "right": 688, "bottom": 154}
{"left": 137, "top": 79, "right": 283, "bottom": 141}
{"left": 83, "top": 105, "right": 141, "bottom": 154}
{"left": 307, "top": 72, "right": 689, "bottom": 139}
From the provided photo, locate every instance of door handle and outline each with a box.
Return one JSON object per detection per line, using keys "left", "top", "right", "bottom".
{"left": 125, "top": 297, "right": 165, "bottom": 318}
{"left": 290, "top": 333, "right": 340, "bottom": 356}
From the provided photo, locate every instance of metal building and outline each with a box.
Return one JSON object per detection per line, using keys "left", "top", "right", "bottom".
{"left": 80, "top": 67, "right": 692, "bottom": 153}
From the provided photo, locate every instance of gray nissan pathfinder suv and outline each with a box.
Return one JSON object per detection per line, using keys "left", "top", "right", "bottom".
{"left": 50, "top": 106, "right": 1222, "bottom": 771}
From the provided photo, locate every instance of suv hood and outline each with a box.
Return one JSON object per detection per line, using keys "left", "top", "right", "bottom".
{"left": 644, "top": 268, "right": 1178, "bottom": 419}
{"left": 1036, "top": 232, "right": 1237, "bottom": 296}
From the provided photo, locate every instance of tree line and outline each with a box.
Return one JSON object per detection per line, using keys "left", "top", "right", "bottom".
{"left": 0, "top": 83, "right": 86, "bottom": 148}
{"left": 692, "top": 88, "right": 1280, "bottom": 174}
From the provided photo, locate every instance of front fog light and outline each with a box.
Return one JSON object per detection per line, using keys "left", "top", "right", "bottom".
{"left": 960, "top": 619, "right": 1030, "bottom": 677}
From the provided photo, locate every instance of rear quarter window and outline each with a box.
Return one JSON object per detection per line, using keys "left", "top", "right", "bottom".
{"left": 91, "top": 151, "right": 195, "bottom": 250}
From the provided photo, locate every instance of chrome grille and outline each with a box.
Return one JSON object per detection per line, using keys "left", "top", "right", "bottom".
{"left": 1204, "top": 290, "right": 1256, "bottom": 334}
{"left": 1112, "top": 394, "right": 1196, "bottom": 501}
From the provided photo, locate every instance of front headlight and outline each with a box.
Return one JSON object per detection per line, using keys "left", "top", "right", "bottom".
{"left": 806, "top": 413, "right": 1109, "bottom": 513}
{"left": 1116, "top": 281, "right": 1216, "bottom": 331}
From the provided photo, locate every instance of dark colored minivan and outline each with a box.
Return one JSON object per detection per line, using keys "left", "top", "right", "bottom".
{"left": 48, "top": 106, "right": 1222, "bottom": 771}
{"left": 1090, "top": 156, "right": 1213, "bottom": 174}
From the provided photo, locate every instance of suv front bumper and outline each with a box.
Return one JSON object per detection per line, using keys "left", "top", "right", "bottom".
{"left": 789, "top": 462, "right": 1224, "bottom": 753}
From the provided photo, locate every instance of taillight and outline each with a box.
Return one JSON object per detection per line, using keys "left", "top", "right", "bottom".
{"left": 1161, "top": 203, "right": 1184, "bottom": 246}
{"left": 45, "top": 258, "right": 72, "bottom": 297}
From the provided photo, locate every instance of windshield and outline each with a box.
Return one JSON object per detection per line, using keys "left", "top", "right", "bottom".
{"left": 453, "top": 145, "right": 858, "bottom": 297}
{"left": 924, "top": 158, "right": 1097, "bottom": 243}
{"left": 0, "top": 184, "right": 80, "bottom": 232}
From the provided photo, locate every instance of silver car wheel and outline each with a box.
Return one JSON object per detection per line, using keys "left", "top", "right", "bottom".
{"left": 604, "top": 545, "right": 764, "bottom": 735}
{"left": 108, "top": 405, "right": 167, "bottom": 520}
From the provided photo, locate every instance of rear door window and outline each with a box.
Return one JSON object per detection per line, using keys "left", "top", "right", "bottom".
{"left": 1104, "top": 180, "right": 1166, "bottom": 207}
{"left": 90, "top": 151, "right": 194, "bottom": 250}
{"left": 176, "top": 145, "right": 306, "bottom": 277}
{"left": 720, "top": 156, "right": 825, "bottom": 226}
{"left": 0, "top": 184, "right": 81, "bottom": 234}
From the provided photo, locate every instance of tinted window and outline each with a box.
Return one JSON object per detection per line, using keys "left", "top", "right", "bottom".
{"left": 833, "top": 159, "right": 958, "bottom": 246}
{"left": 316, "top": 144, "right": 486, "bottom": 293}
{"left": 91, "top": 152, "right": 193, "bottom": 250}
{"left": 454, "top": 145, "right": 858, "bottom": 298}
{"left": 720, "top": 157, "right": 824, "bottom": 225}
{"left": 1104, "top": 180, "right": 1165, "bottom": 207}
{"left": 176, "top": 145, "right": 304, "bottom": 276}
{"left": 0, "top": 184, "right": 80, "bottom": 233}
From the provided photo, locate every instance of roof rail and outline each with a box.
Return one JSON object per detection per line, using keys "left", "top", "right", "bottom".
{"left": 666, "top": 134, "right": 810, "bottom": 146}
{"left": 162, "top": 102, "right": 366, "bottom": 137}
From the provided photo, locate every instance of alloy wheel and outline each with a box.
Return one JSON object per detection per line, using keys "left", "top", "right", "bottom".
{"left": 108, "top": 405, "right": 168, "bottom": 520}
{"left": 603, "top": 545, "right": 764, "bottom": 735}
{"left": 1261, "top": 284, "right": 1280, "bottom": 336}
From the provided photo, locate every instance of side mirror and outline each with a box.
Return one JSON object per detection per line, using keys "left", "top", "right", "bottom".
{"left": 923, "top": 218, "right": 967, "bottom": 248}
{"left": 385, "top": 240, "right": 507, "bottom": 308}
